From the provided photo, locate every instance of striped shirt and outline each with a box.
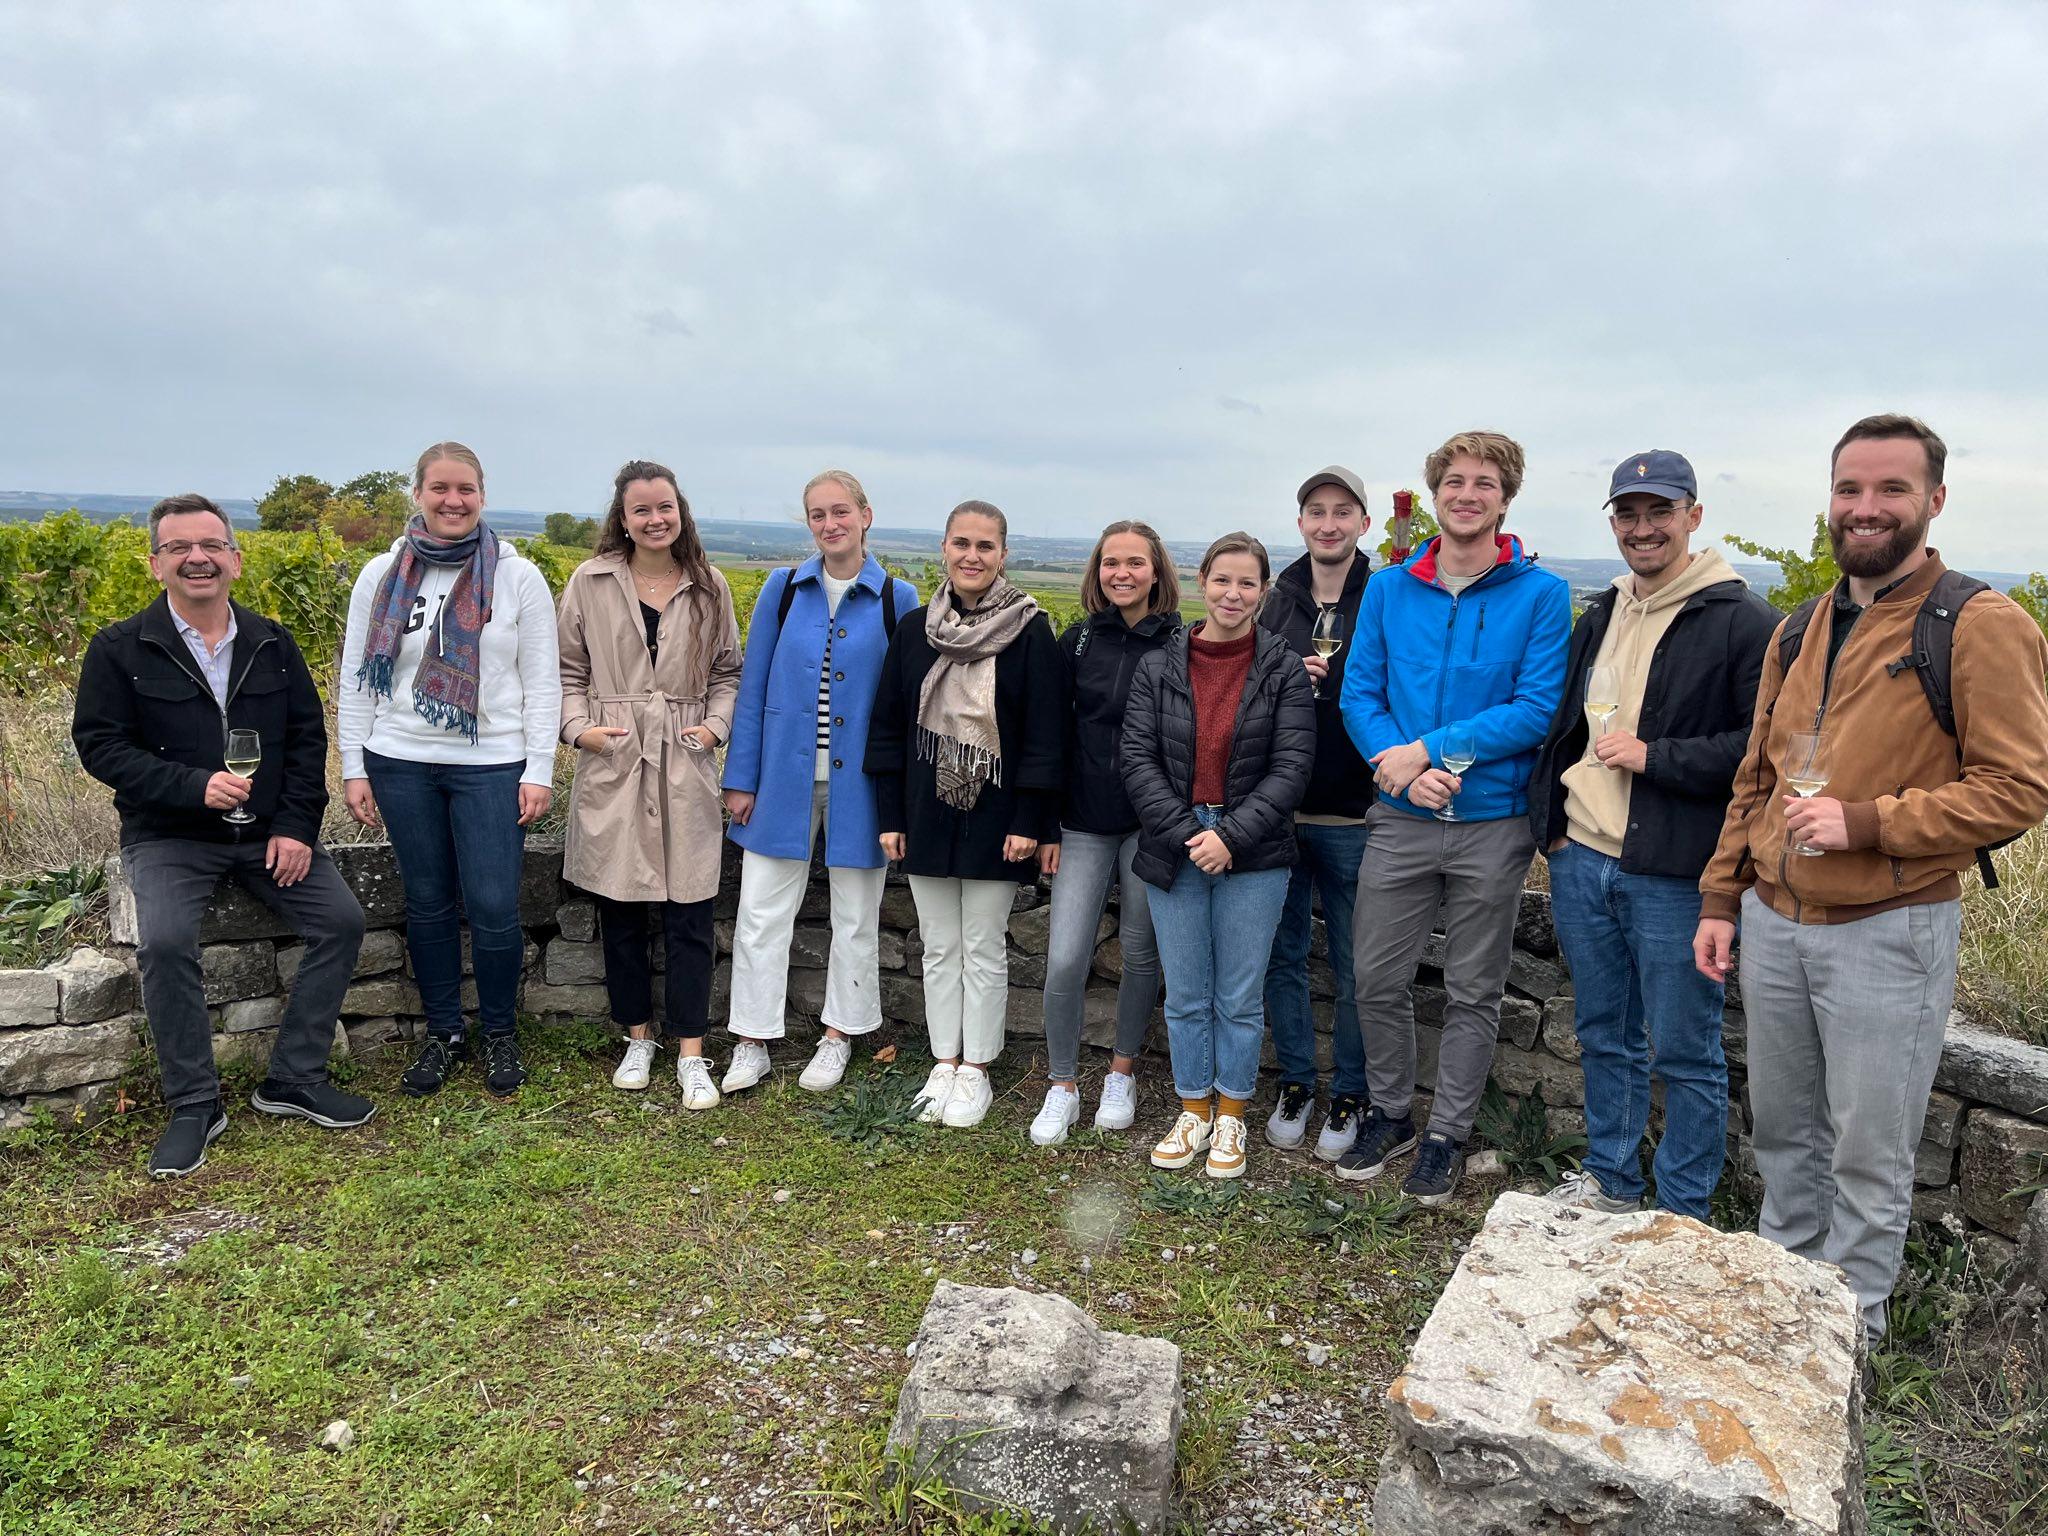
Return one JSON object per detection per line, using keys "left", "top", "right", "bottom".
{"left": 816, "top": 570, "right": 855, "bottom": 780}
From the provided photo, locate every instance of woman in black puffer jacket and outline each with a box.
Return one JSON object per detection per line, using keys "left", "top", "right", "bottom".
{"left": 1120, "top": 532, "right": 1315, "bottom": 1183}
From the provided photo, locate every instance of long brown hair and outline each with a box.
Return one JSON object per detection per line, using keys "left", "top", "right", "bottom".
{"left": 596, "top": 459, "right": 713, "bottom": 587}
{"left": 1081, "top": 519, "right": 1180, "bottom": 617}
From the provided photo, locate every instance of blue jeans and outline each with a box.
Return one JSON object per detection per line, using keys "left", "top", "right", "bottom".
{"left": 1263, "top": 821, "right": 1367, "bottom": 1098}
{"left": 1042, "top": 828, "right": 1160, "bottom": 1082}
{"left": 365, "top": 751, "right": 528, "bottom": 1040}
{"left": 1548, "top": 840, "right": 1729, "bottom": 1217}
{"left": 1147, "top": 807, "right": 1291, "bottom": 1102}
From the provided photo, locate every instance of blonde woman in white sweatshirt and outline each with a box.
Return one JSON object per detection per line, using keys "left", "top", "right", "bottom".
{"left": 338, "top": 441, "right": 561, "bottom": 1101}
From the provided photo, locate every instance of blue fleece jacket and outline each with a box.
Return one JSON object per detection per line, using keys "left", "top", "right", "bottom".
{"left": 1339, "top": 533, "right": 1571, "bottom": 821}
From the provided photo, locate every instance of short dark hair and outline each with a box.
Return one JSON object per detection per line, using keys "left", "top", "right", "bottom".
{"left": 1831, "top": 414, "right": 1946, "bottom": 490}
{"left": 147, "top": 493, "right": 235, "bottom": 550}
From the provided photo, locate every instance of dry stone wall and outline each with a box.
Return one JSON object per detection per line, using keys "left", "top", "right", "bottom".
{"left": 1, "top": 839, "right": 2044, "bottom": 1277}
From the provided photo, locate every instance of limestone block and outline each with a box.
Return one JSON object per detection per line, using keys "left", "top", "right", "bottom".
{"left": 1499, "top": 995, "right": 1543, "bottom": 1053}
{"left": 107, "top": 856, "right": 293, "bottom": 945}
{"left": 2019, "top": 1191, "right": 2048, "bottom": 1294}
{"left": 221, "top": 997, "right": 285, "bottom": 1034}
{"left": 0, "top": 968, "right": 63, "bottom": 1027}
{"left": 1920, "top": 1089, "right": 1966, "bottom": 1150}
{"left": 212, "top": 1028, "right": 273, "bottom": 1070}
{"left": 54, "top": 947, "right": 134, "bottom": 1024}
{"left": 522, "top": 981, "right": 612, "bottom": 1018}
{"left": 1488, "top": 1042, "right": 1586, "bottom": 1108}
{"left": 880, "top": 974, "right": 926, "bottom": 1028}
{"left": 0, "top": 1078, "right": 123, "bottom": 1136}
{"left": 888, "top": 1281, "right": 1181, "bottom": 1535}
{"left": 786, "top": 968, "right": 827, "bottom": 1022}
{"left": 1542, "top": 994, "right": 1581, "bottom": 1063}
{"left": 0, "top": 1016, "right": 139, "bottom": 1095}
{"left": 201, "top": 942, "right": 276, "bottom": 1005}
{"left": 1959, "top": 1108, "right": 2048, "bottom": 1237}
{"left": 1911, "top": 1184, "right": 1961, "bottom": 1229}
{"left": 339, "top": 977, "right": 424, "bottom": 1018}
{"left": 343, "top": 1016, "right": 416, "bottom": 1056}
{"left": 1934, "top": 1020, "right": 2048, "bottom": 1122}
{"left": 877, "top": 929, "right": 907, "bottom": 971}
{"left": 1913, "top": 1139, "right": 1955, "bottom": 1189}
{"left": 1375, "top": 1192, "right": 1864, "bottom": 1536}
{"left": 544, "top": 939, "right": 607, "bottom": 987}
{"left": 556, "top": 899, "right": 597, "bottom": 943}
{"left": 1007, "top": 905, "right": 1053, "bottom": 956}
{"left": 788, "top": 924, "right": 831, "bottom": 970}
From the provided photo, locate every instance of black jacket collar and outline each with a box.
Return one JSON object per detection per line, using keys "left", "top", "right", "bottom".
{"left": 1274, "top": 549, "right": 1370, "bottom": 611}
{"left": 137, "top": 593, "right": 278, "bottom": 693}
{"left": 1085, "top": 606, "right": 1177, "bottom": 639}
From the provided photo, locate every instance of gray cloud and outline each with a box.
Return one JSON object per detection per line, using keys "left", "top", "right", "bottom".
{"left": 1, "top": 1, "right": 2044, "bottom": 568}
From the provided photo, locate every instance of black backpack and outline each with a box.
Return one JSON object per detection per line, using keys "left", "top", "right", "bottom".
{"left": 1776, "top": 569, "right": 2016, "bottom": 887}
{"left": 773, "top": 566, "right": 899, "bottom": 638}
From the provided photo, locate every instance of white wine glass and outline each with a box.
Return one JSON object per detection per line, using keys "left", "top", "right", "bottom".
{"left": 1309, "top": 607, "right": 1344, "bottom": 699}
{"left": 1785, "top": 729, "right": 1831, "bottom": 857}
{"left": 1437, "top": 724, "right": 1477, "bottom": 822}
{"left": 223, "top": 728, "right": 260, "bottom": 826}
{"left": 1586, "top": 663, "right": 1620, "bottom": 738}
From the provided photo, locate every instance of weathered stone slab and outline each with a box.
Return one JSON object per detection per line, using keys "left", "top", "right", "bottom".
{"left": 1935, "top": 1020, "right": 2048, "bottom": 1122}
{"left": 1007, "top": 905, "right": 1052, "bottom": 956}
{"left": 1912, "top": 1139, "right": 1954, "bottom": 1189}
{"left": 276, "top": 928, "right": 406, "bottom": 989}
{"left": 0, "top": 1079, "right": 122, "bottom": 1137}
{"left": 544, "top": 938, "right": 606, "bottom": 987}
{"left": 523, "top": 980, "right": 612, "bottom": 1018}
{"left": 1515, "top": 888, "right": 1558, "bottom": 957}
{"left": 1920, "top": 1089, "right": 1965, "bottom": 1150}
{"left": 0, "top": 969, "right": 63, "bottom": 1027}
{"left": 1488, "top": 1042, "right": 1586, "bottom": 1107}
{"left": 221, "top": 997, "right": 285, "bottom": 1034}
{"left": 788, "top": 924, "right": 832, "bottom": 970}
{"left": 879, "top": 974, "right": 926, "bottom": 1028}
{"left": 328, "top": 842, "right": 408, "bottom": 927}
{"left": 1375, "top": 1192, "right": 1863, "bottom": 1536}
{"left": 54, "top": 948, "right": 134, "bottom": 1024}
{"left": 1959, "top": 1108, "right": 2048, "bottom": 1238}
{"left": 201, "top": 942, "right": 276, "bottom": 1005}
{"left": 339, "top": 977, "right": 423, "bottom": 1018}
{"left": 1541, "top": 994, "right": 1581, "bottom": 1063}
{"left": 888, "top": 1281, "right": 1181, "bottom": 1535}
{"left": 0, "top": 1017, "right": 139, "bottom": 1094}
{"left": 555, "top": 899, "right": 597, "bottom": 943}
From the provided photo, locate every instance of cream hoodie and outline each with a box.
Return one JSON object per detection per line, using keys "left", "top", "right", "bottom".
{"left": 1561, "top": 548, "right": 1739, "bottom": 857}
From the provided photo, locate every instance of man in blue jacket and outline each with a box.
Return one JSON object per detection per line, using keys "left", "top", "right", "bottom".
{"left": 1335, "top": 431, "right": 1571, "bottom": 1204}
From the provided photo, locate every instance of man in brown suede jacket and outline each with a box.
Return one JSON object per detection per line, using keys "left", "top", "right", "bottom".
{"left": 1694, "top": 413, "right": 2048, "bottom": 1341}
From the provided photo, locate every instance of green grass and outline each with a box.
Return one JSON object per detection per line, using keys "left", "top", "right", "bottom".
{"left": 0, "top": 1031, "right": 1451, "bottom": 1534}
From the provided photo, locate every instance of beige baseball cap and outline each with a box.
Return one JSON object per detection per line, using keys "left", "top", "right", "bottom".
{"left": 1295, "top": 465, "right": 1367, "bottom": 508}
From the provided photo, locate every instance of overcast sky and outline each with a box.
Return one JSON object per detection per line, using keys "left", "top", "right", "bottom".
{"left": 4, "top": 2, "right": 2044, "bottom": 569}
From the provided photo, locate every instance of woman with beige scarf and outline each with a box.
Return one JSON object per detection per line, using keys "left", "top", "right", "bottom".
{"left": 865, "top": 501, "right": 1065, "bottom": 1129}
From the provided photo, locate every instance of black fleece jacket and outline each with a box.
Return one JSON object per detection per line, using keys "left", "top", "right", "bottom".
{"left": 1258, "top": 550, "right": 1373, "bottom": 818}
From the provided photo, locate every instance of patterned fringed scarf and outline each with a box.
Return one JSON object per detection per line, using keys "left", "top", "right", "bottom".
{"left": 916, "top": 577, "right": 1039, "bottom": 809}
{"left": 355, "top": 515, "right": 499, "bottom": 742}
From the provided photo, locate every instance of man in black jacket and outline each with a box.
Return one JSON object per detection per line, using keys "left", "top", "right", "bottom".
{"left": 73, "top": 495, "right": 371, "bottom": 1178}
{"left": 1527, "top": 452, "right": 1776, "bottom": 1218}
{"left": 1258, "top": 466, "right": 1375, "bottom": 1160}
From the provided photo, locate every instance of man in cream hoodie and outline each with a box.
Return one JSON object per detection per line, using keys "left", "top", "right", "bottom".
{"left": 1527, "top": 451, "right": 1778, "bottom": 1217}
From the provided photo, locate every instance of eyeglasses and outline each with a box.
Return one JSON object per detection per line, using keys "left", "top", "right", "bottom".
{"left": 1608, "top": 505, "right": 1685, "bottom": 531}
{"left": 154, "top": 539, "right": 236, "bottom": 557}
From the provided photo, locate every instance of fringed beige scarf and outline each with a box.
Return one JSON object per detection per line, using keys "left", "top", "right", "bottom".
{"left": 916, "top": 577, "right": 1039, "bottom": 809}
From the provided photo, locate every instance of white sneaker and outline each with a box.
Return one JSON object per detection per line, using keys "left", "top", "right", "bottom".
{"left": 612, "top": 1037, "right": 657, "bottom": 1091}
{"left": 720, "top": 1040, "right": 772, "bottom": 1094}
{"left": 1029, "top": 1085, "right": 1082, "bottom": 1147}
{"left": 1206, "top": 1113, "right": 1248, "bottom": 1180}
{"left": 799, "top": 1034, "right": 853, "bottom": 1092}
{"left": 676, "top": 1052, "right": 721, "bottom": 1111}
{"left": 913, "top": 1063, "right": 957, "bottom": 1124}
{"left": 1151, "top": 1110, "right": 1214, "bottom": 1170}
{"left": 1093, "top": 1070, "right": 1137, "bottom": 1132}
{"left": 1313, "top": 1097, "right": 1363, "bottom": 1162}
{"left": 941, "top": 1065, "right": 994, "bottom": 1129}
{"left": 1545, "top": 1169, "right": 1640, "bottom": 1213}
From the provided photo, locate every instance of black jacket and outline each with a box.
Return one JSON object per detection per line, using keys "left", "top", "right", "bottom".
{"left": 864, "top": 605, "right": 1065, "bottom": 884}
{"left": 1057, "top": 608, "right": 1182, "bottom": 837}
{"left": 1258, "top": 550, "right": 1373, "bottom": 818}
{"left": 1120, "top": 625, "right": 1317, "bottom": 890}
{"left": 1528, "top": 576, "right": 1779, "bottom": 878}
{"left": 73, "top": 594, "right": 330, "bottom": 848}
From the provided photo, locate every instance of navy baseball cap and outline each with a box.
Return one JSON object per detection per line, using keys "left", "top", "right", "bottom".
{"left": 1605, "top": 450, "right": 1697, "bottom": 506}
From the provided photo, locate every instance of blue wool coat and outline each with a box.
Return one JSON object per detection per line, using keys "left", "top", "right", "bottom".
{"left": 722, "top": 555, "right": 919, "bottom": 867}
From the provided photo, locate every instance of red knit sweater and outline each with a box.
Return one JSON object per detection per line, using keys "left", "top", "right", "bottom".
{"left": 1187, "top": 623, "right": 1255, "bottom": 804}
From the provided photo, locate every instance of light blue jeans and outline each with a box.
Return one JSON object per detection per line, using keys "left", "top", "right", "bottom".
{"left": 1042, "top": 828, "right": 1161, "bottom": 1082}
{"left": 1147, "top": 807, "right": 1291, "bottom": 1102}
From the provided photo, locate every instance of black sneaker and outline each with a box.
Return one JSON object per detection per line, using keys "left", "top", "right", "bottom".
{"left": 1333, "top": 1107, "right": 1416, "bottom": 1183}
{"left": 1314, "top": 1094, "right": 1363, "bottom": 1163}
{"left": 401, "top": 1035, "right": 465, "bottom": 1097}
{"left": 1402, "top": 1131, "right": 1466, "bottom": 1207}
{"left": 150, "top": 1103, "right": 228, "bottom": 1179}
{"left": 481, "top": 1033, "right": 527, "bottom": 1098}
{"left": 251, "top": 1079, "right": 377, "bottom": 1129}
{"left": 1264, "top": 1082, "right": 1315, "bottom": 1149}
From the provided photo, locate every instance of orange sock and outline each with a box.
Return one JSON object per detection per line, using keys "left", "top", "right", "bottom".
{"left": 1180, "top": 1097, "right": 1214, "bottom": 1120}
{"left": 1216, "top": 1095, "right": 1249, "bottom": 1120}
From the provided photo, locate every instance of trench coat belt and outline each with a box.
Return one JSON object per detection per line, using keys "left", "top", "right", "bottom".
{"left": 592, "top": 689, "right": 709, "bottom": 774}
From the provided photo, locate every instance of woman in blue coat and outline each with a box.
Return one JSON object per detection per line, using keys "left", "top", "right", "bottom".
{"left": 719, "top": 470, "right": 919, "bottom": 1094}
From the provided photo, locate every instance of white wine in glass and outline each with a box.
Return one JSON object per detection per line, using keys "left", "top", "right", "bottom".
{"left": 1786, "top": 729, "right": 1830, "bottom": 857}
{"left": 1586, "top": 663, "right": 1621, "bottom": 737}
{"left": 1437, "top": 725, "right": 1477, "bottom": 822}
{"left": 223, "top": 728, "right": 260, "bottom": 826}
{"left": 1309, "top": 607, "right": 1343, "bottom": 698}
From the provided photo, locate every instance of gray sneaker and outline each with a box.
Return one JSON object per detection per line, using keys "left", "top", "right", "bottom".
{"left": 1265, "top": 1082, "right": 1314, "bottom": 1149}
{"left": 1545, "top": 1169, "right": 1641, "bottom": 1214}
{"left": 1313, "top": 1094, "right": 1363, "bottom": 1162}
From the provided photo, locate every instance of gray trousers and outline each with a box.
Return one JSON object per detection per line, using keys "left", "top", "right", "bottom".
{"left": 1352, "top": 806, "right": 1534, "bottom": 1142}
{"left": 123, "top": 838, "right": 366, "bottom": 1111}
{"left": 1041, "top": 828, "right": 1160, "bottom": 1081}
{"left": 1740, "top": 888, "right": 1960, "bottom": 1341}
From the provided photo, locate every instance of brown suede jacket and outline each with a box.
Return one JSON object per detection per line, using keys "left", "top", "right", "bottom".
{"left": 1700, "top": 554, "right": 2048, "bottom": 925}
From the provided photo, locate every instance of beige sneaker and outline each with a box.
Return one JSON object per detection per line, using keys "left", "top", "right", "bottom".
{"left": 1205, "top": 1113, "right": 1248, "bottom": 1180}
{"left": 1150, "top": 1110, "right": 1213, "bottom": 1170}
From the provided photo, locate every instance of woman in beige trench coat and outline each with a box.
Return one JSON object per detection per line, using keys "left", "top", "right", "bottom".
{"left": 558, "top": 459, "right": 741, "bottom": 1109}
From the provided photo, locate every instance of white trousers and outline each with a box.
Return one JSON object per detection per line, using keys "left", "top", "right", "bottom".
{"left": 727, "top": 783, "right": 886, "bottom": 1039}
{"left": 908, "top": 875, "right": 1013, "bottom": 1064}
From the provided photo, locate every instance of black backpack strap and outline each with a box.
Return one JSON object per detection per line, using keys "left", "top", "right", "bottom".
{"left": 772, "top": 565, "right": 798, "bottom": 629}
{"left": 881, "top": 575, "right": 898, "bottom": 639}
{"left": 1888, "top": 570, "right": 1989, "bottom": 738}
{"left": 1769, "top": 594, "right": 1827, "bottom": 715}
